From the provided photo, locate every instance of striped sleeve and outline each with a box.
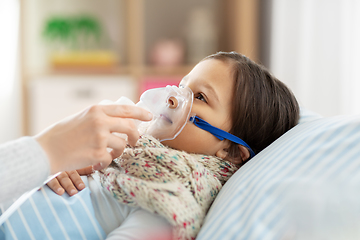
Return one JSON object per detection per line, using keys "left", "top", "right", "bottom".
{"left": 1, "top": 183, "right": 106, "bottom": 240}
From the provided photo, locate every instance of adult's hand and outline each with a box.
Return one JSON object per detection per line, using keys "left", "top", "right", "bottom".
{"left": 35, "top": 104, "right": 152, "bottom": 174}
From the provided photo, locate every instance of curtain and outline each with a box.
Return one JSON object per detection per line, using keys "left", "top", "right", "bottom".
{"left": 0, "top": 0, "right": 21, "bottom": 143}
{"left": 269, "top": 0, "right": 360, "bottom": 117}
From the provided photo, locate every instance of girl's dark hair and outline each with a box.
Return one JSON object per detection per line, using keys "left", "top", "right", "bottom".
{"left": 204, "top": 51, "right": 300, "bottom": 165}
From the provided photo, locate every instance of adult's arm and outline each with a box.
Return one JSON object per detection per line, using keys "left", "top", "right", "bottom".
{"left": 0, "top": 137, "right": 49, "bottom": 204}
{"left": 0, "top": 104, "right": 151, "bottom": 204}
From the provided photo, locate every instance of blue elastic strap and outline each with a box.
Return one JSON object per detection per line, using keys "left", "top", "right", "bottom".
{"left": 190, "top": 116, "right": 256, "bottom": 158}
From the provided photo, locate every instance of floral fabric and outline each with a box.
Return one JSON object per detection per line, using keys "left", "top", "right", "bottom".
{"left": 98, "top": 135, "right": 238, "bottom": 239}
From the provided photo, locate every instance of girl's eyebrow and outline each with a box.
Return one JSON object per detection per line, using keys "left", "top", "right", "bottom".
{"left": 202, "top": 81, "right": 219, "bottom": 102}
{"left": 181, "top": 75, "right": 219, "bottom": 102}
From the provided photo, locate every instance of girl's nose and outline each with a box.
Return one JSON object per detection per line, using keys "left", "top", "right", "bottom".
{"left": 167, "top": 96, "right": 178, "bottom": 109}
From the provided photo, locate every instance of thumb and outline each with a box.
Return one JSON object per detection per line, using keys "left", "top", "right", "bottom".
{"left": 93, "top": 162, "right": 105, "bottom": 171}
{"left": 92, "top": 159, "right": 112, "bottom": 170}
{"left": 76, "top": 166, "right": 94, "bottom": 175}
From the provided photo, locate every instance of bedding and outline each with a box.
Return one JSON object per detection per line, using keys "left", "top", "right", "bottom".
{"left": 0, "top": 178, "right": 106, "bottom": 240}
{"left": 0, "top": 174, "right": 173, "bottom": 240}
{"left": 197, "top": 110, "right": 360, "bottom": 239}
{"left": 3, "top": 108, "right": 358, "bottom": 240}
{"left": 297, "top": 106, "right": 322, "bottom": 124}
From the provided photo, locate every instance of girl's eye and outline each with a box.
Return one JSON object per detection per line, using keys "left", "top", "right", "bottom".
{"left": 195, "top": 93, "right": 207, "bottom": 103}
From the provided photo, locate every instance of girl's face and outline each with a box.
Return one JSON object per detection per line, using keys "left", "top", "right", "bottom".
{"left": 162, "top": 59, "right": 234, "bottom": 157}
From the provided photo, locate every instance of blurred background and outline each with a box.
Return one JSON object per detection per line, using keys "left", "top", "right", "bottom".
{"left": 0, "top": 0, "right": 359, "bottom": 144}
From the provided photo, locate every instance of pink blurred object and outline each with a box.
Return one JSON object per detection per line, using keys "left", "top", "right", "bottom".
{"left": 150, "top": 39, "right": 184, "bottom": 66}
{"left": 140, "top": 77, "right": 181, "bottom": 95}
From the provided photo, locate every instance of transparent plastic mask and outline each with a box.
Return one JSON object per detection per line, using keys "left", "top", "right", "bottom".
{"left": 136, "top": 85, "right": 194, "bottom": 141}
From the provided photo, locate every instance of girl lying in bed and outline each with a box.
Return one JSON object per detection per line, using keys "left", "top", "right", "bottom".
{"left": 3, "top": 52, "right": 299, "bottom": 240}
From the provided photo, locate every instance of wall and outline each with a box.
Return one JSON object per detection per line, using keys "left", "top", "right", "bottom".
{"left": 269, "top": 0, "right": 360, "bottom": 117}
{"left": 0, "top": 0, "right": 21, "bottom": 143}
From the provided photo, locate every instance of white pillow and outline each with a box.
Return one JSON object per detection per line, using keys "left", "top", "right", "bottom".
{"left": 197, "top": 115, "right": 360, "bottom": 240}
{"left": 297, "top": 106, "right": 322, "bottom": 124}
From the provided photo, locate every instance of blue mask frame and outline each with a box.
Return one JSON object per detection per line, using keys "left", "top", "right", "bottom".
{"left": 190, "top": 116, "right": 256, "bottom": 159}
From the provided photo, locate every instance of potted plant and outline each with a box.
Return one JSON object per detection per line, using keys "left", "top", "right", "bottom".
{"left": 42, "top": 15, "right": 118, "bottom": 69}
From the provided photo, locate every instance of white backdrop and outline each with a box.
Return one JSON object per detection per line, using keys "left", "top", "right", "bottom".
{"left": 0, "top": 0, "right": 21, "bottom": 144}
{"left": 269, "top": 0, "right": 360, "bottom": 117}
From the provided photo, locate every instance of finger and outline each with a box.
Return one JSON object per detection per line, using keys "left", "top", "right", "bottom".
{"left": 92, "top": 149, "right": 113, "bottom": 170}
{"left": 67, "top": 170, "right": 86, "bottom": 191}
{"left": 76, "top": 166, "right": 94, "bottom": 175}
{"left": 108, "top": 118, "right": 140, "bottom": 146}
{"left": 93, "top": 162, "right": 105, "bottom": 171}
{"left": 92, "top": 149, "right": 113, "bottom": 171}
{"left": 102, "top": 105, "right": 152, "bottom": 121}
{"left": 57, "top": 171, "right": 79, "bottom": 196}
{"left": 47, "top": 177, "right": 65, "bottom": 196}
{"left": 107, "top": 133, "right": 127, "bottom": 158}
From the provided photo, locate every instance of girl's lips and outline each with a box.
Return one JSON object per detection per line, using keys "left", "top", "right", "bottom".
{"left": 160, "top": 114, "right": 173, "bottom": 124}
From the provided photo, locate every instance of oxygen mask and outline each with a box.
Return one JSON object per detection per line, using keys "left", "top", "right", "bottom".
{"left": 100, "top": 85, "right": 256, "bottom": 158}
{"left": 100, "top": 85, "right": 193, "bottom": 142}
{"left": 136, "top": 85, "right": 193, "bottom": 141}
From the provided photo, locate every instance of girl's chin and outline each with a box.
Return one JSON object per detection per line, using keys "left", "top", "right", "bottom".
{"left": 161, "top": 138, "right": 181, "bottom": 150}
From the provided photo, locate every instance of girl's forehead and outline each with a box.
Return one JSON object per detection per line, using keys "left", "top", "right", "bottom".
{"left": 181, "top": 61, "right": 235, "bottom": 106}
{"left": 183, "top": 60, "right": 232, "bottom": 82}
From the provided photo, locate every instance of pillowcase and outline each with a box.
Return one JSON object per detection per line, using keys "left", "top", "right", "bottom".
{"left": 297, "top": 106, "right": 322, "bottom": 124}
{"left": 0, "top": 179, "right": 106, "bottom": 240}
{"left": 197, "top": 114, "right": 360, "bottom": 240}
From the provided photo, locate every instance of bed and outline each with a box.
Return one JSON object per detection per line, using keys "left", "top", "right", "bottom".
{"left": 2, "top": 108, "right": 360, "bottom": 239}
{"left": 197, "top": 108, "right": 360, "bottom": 239}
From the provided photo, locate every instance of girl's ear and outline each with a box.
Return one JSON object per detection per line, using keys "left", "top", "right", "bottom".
{"left": 215, "top": 145, "right": 250, "bottom": 165}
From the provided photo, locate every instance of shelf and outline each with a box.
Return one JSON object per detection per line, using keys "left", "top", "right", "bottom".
{"left": 35, "top": 65, "right": 194, "bottom": 78}
{"left": 20, "top": 0, "right": 260, "bottom": 135}
{"left": 48, "top": 66, "right": 132, "bottom": 76}
{"left": 142, "top": 65, "right": 194, "bottom": 76}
